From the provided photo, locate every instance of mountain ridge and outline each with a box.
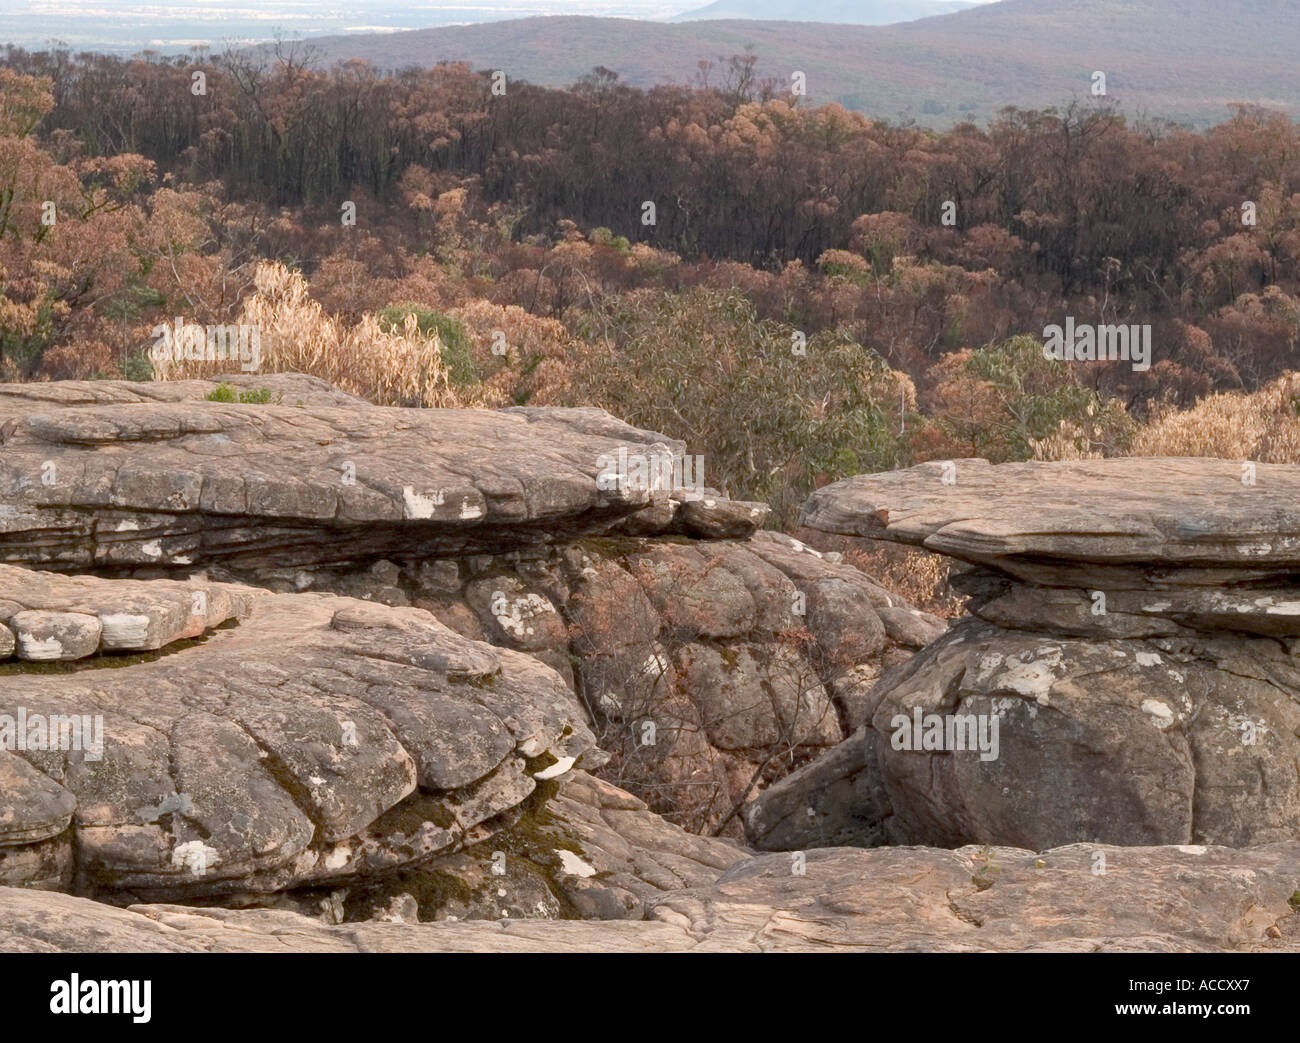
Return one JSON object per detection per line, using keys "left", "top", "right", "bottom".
{"left": 254, "top": 0, "right": 1300, "bottom": 128}
{"left": 668, "top": 0, "right": 977, "bottom": 24}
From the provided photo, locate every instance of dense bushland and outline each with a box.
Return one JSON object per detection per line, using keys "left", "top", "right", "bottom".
{"left": 2, "top": 52, "right": 1300, "bottom": 524}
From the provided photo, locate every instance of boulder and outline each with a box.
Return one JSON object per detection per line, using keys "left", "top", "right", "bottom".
{"left": 775, "top": 457, "right": 1300, "bottom": 851}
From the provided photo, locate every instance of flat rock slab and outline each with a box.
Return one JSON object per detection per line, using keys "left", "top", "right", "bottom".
{"left": 802, "top": 457, "right": 1300, "bottom": 572}
{"left": 0, "top": 564, "right": 251, "bottom": 661}
{"left": 0, "top": 572, "right": 593, "bottom": 901}
{"left": 0, "top": 374, "right": 690, "bottom": 569}
{"left": 4, "top": 841, "right": 1298, "bottom": 952}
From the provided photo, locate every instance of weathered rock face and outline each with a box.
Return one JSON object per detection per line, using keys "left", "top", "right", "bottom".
{"left": 5, "top": 840, "right": 1299, "bottom": 952}
{"left": 0, "top": 374, "right": 728, "bottom": 569}
{"left": 245, "top": 530, "right": 941, "bottom": 836}
{"left": 801, "top": 457, "right": 1300, "bottom": 573}
{"left": 0, "top": 375, "right": 938, "bottom": 915}
{"left": 0, "top": 565, "right": 253, "bottom": 662}
{"left": 0, "top": 565, "right": 594, "bottom": 901}
{"left": 764, "top": 457, "right": 1300, "bottom": 852}
{"left": 305, "top": 769, "right": 746, "bottom": 924}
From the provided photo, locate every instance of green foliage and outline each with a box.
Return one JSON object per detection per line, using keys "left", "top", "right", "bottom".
{"left": 120, "top": 351, "right": 155, "bottom": 382}
{"left": 205, "top": 384, "right": 279, "bottom": 404}
{"left": 590, "top": 227, "right": 632, "bottom": 253}
{"left": 102, "top": 282, "right": 166, "bottom": 323}
{"left": 377, "top": 303, "right": 480, "bottom": 389}
{"left": 944, "top": 335, "right": 1134, "bottom": 460}
{"left": 567, "top": 288, "right": 910, "bottom": 526}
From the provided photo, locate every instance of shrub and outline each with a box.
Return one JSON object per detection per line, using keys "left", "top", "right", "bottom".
{"left": 377, "top": 303, "right": 480, "bottom": 389}
{"left": 564, "top": 288, "right": 915, "bottom": 526}
{"left": 205, "top": 383, "right": 279, "bottom": 404}
{"left": 923, "top": 335, "right": 1134, "bottom": 462}
{"left": 1128, "top": 372, "right": 1300, "bottom": 462}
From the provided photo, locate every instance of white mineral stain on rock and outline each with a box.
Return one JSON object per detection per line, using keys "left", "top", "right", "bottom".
{"left": 1141, "top": 699, "right": 1175, "bottom": 727}
{"left": 1135, "top": 651, "right": 1162, "bottom": 666}
{"left": 140, "top": 540, "right": 163, "bottom": 559}
{"left": 1142, "top": 601, "right": 1172, "bottom": 612}
{"left": 534, "top": 756, "right": 576, "bottom": 781}
{"left": 1238, "top": 542, "right": 1273, "bottom": 557}
{"left": 115, "top": 519, "right": 140, "bottom": 532}
{"left": 459, "top": 498, "right": 484, "bottom": 520}
{"left": 556, "top": 850, "right": 597, "bottom": 878}
{"left": 99, "top": 613, "right": 151, "bottom": 646}
{"left": 402, "top": 486, "right": 444, "bottom": 519}
{"left": 494, "top": 593, "right": 555, "bottom": 639}
{"left": 1176, "top": 845, "right": 1207, "bottom": 855}
{"left": 17, "top": 633, "right": 62, "bottom": 659}
{"left": 172, "top": 840, "right": 219, "bottom": 876}
{"left": 993, "top": 650, "right": 1055, "bottom": 697}
{"left": 324, "top": 845, "right": 351, "bottom": 870}
{"left": 638, "top": 650, "right": 669, "bottom": 679}
{"left": 975, "top": 652, "right": 1005, "bottom": 682}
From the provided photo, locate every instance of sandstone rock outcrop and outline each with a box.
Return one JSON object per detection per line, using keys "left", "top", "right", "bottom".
{"left": 5, "top": 840, "right": 1298, "bottom": 952}
{"left": 319, "top": 769, "right": 746, "bottom": 923}
{"left": 0, "top": 566, "right": 594, "bottom": 901}
{"left": 0, "top": 375, "right": 940, "bottom": 842}
{"left": 0, "top": 373, "right": 733, "bottom": 569}
{"left": 258, "top": 530, "right": 942, "bottom": 835}
{"left": 755, "top": 457, "right": 1300, "bottom": 852}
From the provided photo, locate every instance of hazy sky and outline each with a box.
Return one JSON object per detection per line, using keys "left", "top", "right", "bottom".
{"left": 1, "top": 1, "right": 1002, "bottom": 54}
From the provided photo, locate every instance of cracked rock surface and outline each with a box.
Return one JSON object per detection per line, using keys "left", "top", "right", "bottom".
{"left": 4, "top": 841, "right": 1297, "bottom": 952}
{"left": 0, "top": 373, "right": 702, "bottom": 569}
{"left": 0, "top": 575, "right": 593, "bottom": 901}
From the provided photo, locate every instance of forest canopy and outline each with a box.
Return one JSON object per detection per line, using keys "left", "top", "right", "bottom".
{"left": 1, "top": 47, "right": 1298, "bottom": 522}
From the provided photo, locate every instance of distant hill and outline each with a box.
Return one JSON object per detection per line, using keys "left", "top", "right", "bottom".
{"left": 670, "top": 0, "right": 976, "bottom": 24}
{"left": 280, "top": 0, "right": 1300, "bottom": 128}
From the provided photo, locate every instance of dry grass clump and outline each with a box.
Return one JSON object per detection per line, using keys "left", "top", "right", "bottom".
{"left": 847, "top": 544, "right": 965, "bottom": 619}
{"left": 1128, "top": 373, "right": 1300, "bottom": 462}
{"left": 1030, "top": 420, "right": 1107, "bottom": 461}
{"left": 154, "top": 262, "right": 469, "bottom": 408}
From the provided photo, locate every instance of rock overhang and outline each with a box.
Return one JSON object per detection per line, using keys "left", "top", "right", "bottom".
{"left": 0, "top": 375, "right": 709, "bottom": 569}
{"left": 801, "top": 457, "right": 1300, "bottom": 574}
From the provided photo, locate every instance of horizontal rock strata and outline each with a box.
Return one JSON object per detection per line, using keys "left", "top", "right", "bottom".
{"left": 0, "top": 565, "right": 251, "bottom": 662}
{"left": 768, "top": 457, "right": 1300, "bottom": 851}
{"left": 0, "top": 374, "right": 766, "bottom": 570}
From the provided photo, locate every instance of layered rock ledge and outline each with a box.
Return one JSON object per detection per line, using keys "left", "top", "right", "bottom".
{"left": 0, "top": 564, "right": 251, "bottom": 662}
{"left": 0, "top": 374, "right": 769, "bottom": 570}
{"left": 1, "top": 376, "right": 948, "bottom": 915}
{"left": 757, "top": 458, "right": 1300, "bottom": 852}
